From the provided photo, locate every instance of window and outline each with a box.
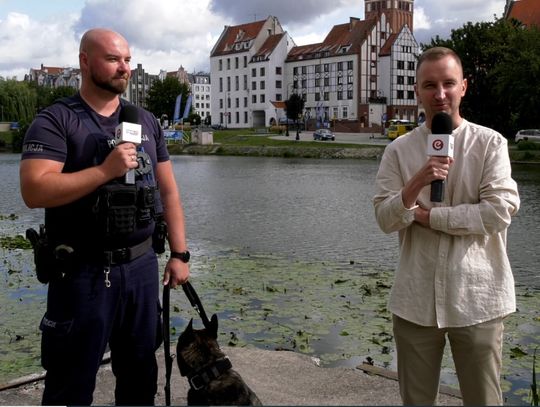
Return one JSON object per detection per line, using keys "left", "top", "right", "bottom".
{"left": 347, "top": 61, "right": 353, "bottom": 70}
{"left": 342, "top": 106, "right": 348, "bottom": 118}
{"left": 219, "top": 60, "right": 223, "bottom": 71}
{"left": 397, "top": 60, "right": 405, "bottom": 69}
{"left": 324, "top": 92, "right": 329, "bottom": 101}
{"left": 408, "top": 76, "right": 415, "bottom": 85}
{"left": 244, "top": 111, "right": 248, "bottom": 123}
{"left": 408, "top": 90, "right": 415, "bottom": 100}
{"left": 236, "top": 111, "right": 239, "bottom": 123}
{"left": 347, "top": 90, "right": 353, "bottom": 99}
{"left": 337, "top": 91, "right": 343, "bottom": 100}
{"left": 235, "top": 98, "right": 239, "bottom": 108}
{"left": 244, "top": 97, "right": 248, "bottom": 107}
{"left": 276, "top": 80, "right": 282, "bottom": 89}
{"left": 235, "top": 76, "right": 239, "bottom": 91}
{"left": 227, "top": 77, "right": 231, "bottom": 92}
{"left": 235, "top": 57, "right": 239, "bottom": 69}
{"left": 397, "top": 90, "right": 404, "bottom": 99}
{"left": 227, "top": 58, "right": 230, "bottom": 70}
{"left": 243, "top": 56, "right": 247, "bottom": 67}
{"left": 315, "top": 93, "right": 320, "bottom": 101}
{"left": 260, "top": 67, "right": 265, "bottom": 76}
{"left": 408, "top": 61, "right": 415, "bottom": 70}
{"left": 252, "top": 81, "right": 257, "bottom": 90}
{"left": 276, "top": 94, "right": 282, "bottom": 101}
{"left": 260, "top": 94, "right": 265, "bottom": 103}
{"left": 252, "top": 95, "right": 257, "bottom": 103}
{"left": 260, "top": 80, "right": 265, "bottom": 90}
{"left": 219, "top": 77, "right": 223, "bottom": 92}
{"left": 276, "top": 66, "right": 282, "bottom": 75}
{"left": 337, "top": 62, "right": 343, "bottom": 71}
{"left": 252, "top": 68, "right": 256, "bottom": 77}
{"left": 397, "top": 76, "right": 404, "bottom": 85}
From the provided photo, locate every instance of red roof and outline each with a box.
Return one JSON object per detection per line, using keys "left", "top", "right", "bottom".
{"left": 286, "top": 17, "right": 376, "bottom": 62}
{"left": 211, "top": 20, "right": 266, "bottom": 57}
{"left": 505, "top": 0, "right": 540, "bottom": 27}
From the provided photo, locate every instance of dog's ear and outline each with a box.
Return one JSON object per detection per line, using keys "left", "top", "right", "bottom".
{"left": 209, "top": 314, "right": 218, "bottom": 339}
{"left": 181, "top": 318, "right": 194, "bottom": 339}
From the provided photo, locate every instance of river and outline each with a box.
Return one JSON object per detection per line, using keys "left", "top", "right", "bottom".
{"left": 1, "top": 154, "right": 539, "bottom": 404}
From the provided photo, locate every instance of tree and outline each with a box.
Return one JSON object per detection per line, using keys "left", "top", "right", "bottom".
{"left": 0, "top": 79, "right": 37, "bottom": 124}
{"left": 146, "top": 77, "right": 190, "bottom": 124}
{"left": 422, "top": 18, "right": 540, "bottom": 138}
{"left": 285, "top": 93, "right": 305, "bottom": 140}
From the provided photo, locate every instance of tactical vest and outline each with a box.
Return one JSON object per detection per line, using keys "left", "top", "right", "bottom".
{"left": 44, "top": 96, "right": 164, "bottom": 251}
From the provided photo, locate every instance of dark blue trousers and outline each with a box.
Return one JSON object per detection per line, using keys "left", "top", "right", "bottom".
{"left": 40, "top": 249, "right": 162, "bottom": 406}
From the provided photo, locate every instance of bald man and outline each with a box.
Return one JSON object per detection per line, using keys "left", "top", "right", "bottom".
{"left": 20, "top": 28, "right": 190, "bottom": 405}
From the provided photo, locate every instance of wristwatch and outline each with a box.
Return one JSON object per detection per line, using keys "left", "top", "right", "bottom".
{"left": 170, "top": 250, "right": 190, "bottom": 263}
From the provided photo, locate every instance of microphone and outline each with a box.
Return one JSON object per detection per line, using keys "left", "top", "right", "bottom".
{"left": 115, "top": 105, "right": 142, "bottom": 184}
{"left": 427, "top": 112, "right": 454, "bottom": 202}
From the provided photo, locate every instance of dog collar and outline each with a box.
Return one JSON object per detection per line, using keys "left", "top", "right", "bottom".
{"left": 186, "top": 356, "right": 233, "bottom": 391}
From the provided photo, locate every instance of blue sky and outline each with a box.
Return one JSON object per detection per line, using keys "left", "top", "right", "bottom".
{"left": 0, "top": 0, "right": 507, "bottom": 80}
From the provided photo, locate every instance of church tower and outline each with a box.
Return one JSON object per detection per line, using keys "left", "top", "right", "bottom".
{"left": 365, "top": 0, "right": 414, "bottom": 33}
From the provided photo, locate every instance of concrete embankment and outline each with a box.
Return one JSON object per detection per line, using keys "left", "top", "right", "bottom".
{"left": 170, "top": 143, "right": 385, "bottom": 160}
{"left": 0, "top": 346, "right": 461, "bottom": 406}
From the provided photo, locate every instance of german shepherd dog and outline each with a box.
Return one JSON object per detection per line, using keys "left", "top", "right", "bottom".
{"left": 176, "top": 314, "right": 262, "bottom": 405}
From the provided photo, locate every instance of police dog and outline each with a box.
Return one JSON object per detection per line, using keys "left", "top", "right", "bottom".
{"left": 176, "top": 314, "right": 262, "bottom": 405}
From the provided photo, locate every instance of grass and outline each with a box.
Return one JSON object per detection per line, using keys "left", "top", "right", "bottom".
{"left": 209, "top": 129, "right": 377, "bottom": 149}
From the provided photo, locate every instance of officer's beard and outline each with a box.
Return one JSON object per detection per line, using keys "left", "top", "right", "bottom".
{"left": 91, "top": 73, "right": 128, "bottom": 95}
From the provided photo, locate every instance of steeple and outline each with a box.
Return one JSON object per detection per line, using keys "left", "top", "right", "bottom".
{"left": 365, "top": 0, "right": 414, "bottom": 33}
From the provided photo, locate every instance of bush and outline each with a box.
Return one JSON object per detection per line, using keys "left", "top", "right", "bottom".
{"left": 517, "top": 140, "right": 540, "bottom": 151}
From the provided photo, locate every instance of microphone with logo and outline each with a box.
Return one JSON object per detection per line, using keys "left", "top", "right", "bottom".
{"left": 427, "top": 112, "right": 454, "bottom": 202}
{"left": 115, "top": 105, "right": 142, "bottom": 184}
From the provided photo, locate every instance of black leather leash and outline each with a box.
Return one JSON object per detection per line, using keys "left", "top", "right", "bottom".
{"left": 163, "top": 281, "right": 212, "bottom": 405}
{"left": 182, "top": 281, "right": 211, "bottom": 329}
{"left": 163, "top": 284, "right": 173, "bottom": 406}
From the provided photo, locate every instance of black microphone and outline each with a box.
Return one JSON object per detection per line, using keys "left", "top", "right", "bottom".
{"left": 115, "top": 105, "right": 142, "bottom": 184}
{"left": 427, "top": 112, "right": 454, "bottom": 202}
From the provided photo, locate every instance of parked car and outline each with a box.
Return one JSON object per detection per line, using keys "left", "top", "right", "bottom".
{"left": 313, "top": 129, "right": 335, "bottom": 141}
{"left": 515, "top": 129, "right": 540, "bottom": 143}
{"left": 211, "top": 124, "right": 226, "bottom": 130}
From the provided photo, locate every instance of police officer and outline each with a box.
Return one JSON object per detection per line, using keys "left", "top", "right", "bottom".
{"left": 20, "top": 28, "right": 190, "bottom": 405}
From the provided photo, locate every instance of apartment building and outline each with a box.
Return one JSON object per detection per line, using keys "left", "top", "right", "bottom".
{"left": 189, "top": 72, "right": 211, "bottom": 122}
{"left": 210, "top": 16, "right": 296, "bottom": 128}
{"left": 210, "top": 0, "right": 418, "bottom": 132}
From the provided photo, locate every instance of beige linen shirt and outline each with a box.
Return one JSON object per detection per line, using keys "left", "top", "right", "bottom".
{"left": 373, "top": 120, "right": 520, "bottom": 328}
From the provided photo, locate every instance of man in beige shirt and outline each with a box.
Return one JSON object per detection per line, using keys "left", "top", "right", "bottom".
{"left": 373, "top": 47, "right": 520, "bottom": 405}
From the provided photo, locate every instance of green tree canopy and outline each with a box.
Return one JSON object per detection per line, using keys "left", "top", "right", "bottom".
{"left": 0, "top": 79, "right": 37, "bottom": 124}
{"left": 145, "top": 77, "right": 190, "bottom": 124}
{"left": 423, "top": 18, "right": 540, "bottom": 137}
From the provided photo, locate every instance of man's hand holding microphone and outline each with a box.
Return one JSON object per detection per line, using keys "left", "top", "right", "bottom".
{"left": 100, "top": 105, "right": 142, "bottom": 182}
{"left": 402, "top": 112, "right": 454, "bottom": 227}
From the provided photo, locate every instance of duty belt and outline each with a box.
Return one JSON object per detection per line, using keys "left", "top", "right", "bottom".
{"left": 103, "top": 236, "right": 153, "bottom": 265}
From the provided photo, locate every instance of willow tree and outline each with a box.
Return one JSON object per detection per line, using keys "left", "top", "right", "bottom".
{"left": 0, "top": 79, "right": 37, "bottom": 124}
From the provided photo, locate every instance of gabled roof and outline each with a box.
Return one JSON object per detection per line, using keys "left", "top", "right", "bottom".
{"left": 286, "top": 17, "right": 376, "bottom": 62}
{"left": 252, "top": 33, "right": 285, "bottom": 61}
{"left": 379, "top": 33, "right": 398, "bottom": 57}
{"left": 211, "top": 20, "right": 267, "bottom": 57}
{"left": 505, "top": 0, "right": 540, "bottom": 27}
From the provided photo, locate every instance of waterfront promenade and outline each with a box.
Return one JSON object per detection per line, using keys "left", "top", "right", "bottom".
{"left": 0, "top": 346, "right": 461, "bottom": 406}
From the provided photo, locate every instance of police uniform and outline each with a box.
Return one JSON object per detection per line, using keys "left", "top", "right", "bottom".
{"left": 21, "top": 94, "right": 168, "bottom": 405}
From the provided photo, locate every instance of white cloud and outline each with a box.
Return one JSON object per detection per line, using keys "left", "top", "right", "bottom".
{"left": 0, "top": 0, "right": 509, "bottom": 80}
